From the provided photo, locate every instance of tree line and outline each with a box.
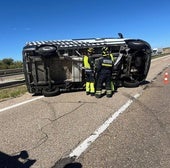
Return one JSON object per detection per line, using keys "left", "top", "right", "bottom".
{"left": 0, "top": 58, "right": 23, "bottom": 70}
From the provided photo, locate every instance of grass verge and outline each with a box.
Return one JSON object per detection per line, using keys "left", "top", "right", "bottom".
{"left": 0, "top": 85, "right": 27, "bottom": 101}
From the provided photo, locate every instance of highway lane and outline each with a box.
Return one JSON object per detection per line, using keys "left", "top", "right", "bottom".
{"left": 0, "top": 55, "right": 170, "bottom": 168}
{"left": 75, "top": 66, "right": 170, "bottom": 168}
{"left": 0, "top": 74, "right": 24, "bottom": 83}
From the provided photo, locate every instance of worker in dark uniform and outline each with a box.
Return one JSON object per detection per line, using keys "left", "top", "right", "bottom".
{"left": 95, "top": 46, "right": 114, "bottom": 98}
{"left": 83, "top": 48, "right": 95, "bottom": 96}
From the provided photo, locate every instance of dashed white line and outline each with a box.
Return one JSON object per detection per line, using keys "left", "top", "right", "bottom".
{"left": 0, "top": 96, "right": 44, "bottom": 113}
{"left": 69, "top": 93, "right": 140, "bottom": 159}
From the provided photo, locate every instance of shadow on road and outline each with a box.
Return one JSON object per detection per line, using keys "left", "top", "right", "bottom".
{"left": 63, "top": 162, "right": 82, "bottom": 168}
{"left": 0, "top": 150, "right": 36, "bottom": 168}
{"left": 52, "top": 157, "right": 82, "bottom": 168}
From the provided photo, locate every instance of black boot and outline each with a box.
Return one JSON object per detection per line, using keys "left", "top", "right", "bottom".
{"left": 86, "top": 92, "right": 90, "bottom": 95}
{"left": 106, "top": 94, "right": 112, "bottom": 98}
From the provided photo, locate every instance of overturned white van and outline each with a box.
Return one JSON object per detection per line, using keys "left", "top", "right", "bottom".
{"left": 22, "top": 33, "right": 152, "bottom": 96}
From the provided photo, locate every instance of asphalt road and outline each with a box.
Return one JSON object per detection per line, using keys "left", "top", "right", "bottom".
{"left": 0, "top": 74, "right": 24, "bottom": 83}
{"left": 75, "top": 64, "right": 170, "bottom": 168}
{"left": 0, "top": 55, "right": 170, "bottom": 168}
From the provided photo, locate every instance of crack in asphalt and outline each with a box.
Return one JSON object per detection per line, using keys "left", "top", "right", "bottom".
{"left": 40, "top": 99, "right": 96, "bottom": 122}
{"left": 16, "top": 64, "right": 170, "bottom": 165}
{"left": 26, "top": 100, "right": 97, "bottom": 154}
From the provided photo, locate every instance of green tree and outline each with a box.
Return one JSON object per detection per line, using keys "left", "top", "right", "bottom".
{"left": 14, "top": 61, "right": 23, "bottom": 68}
{"left": 0, "top": 58, "right": 23, "bottom": 70}
{"left": 2, "top": 58, "right": 14, "bottom": 67}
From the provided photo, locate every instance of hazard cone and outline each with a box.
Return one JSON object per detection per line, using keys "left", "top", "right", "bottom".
{"left": 164, "top": 72, "right": 169, "bottom": 84}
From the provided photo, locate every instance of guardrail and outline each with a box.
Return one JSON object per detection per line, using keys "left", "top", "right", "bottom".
{"left": 0, "top": 68, "right": 24, "bottom": 77}
{"left": 0, "top": 79, "right": 25, "bottom": 89}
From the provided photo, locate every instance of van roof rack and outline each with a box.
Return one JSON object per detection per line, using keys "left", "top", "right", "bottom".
{"left": 25, "top": 38, "right": 126, "bottom": 49}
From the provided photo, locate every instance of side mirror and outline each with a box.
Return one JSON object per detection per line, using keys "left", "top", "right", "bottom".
{"left": 118, "top": 33, "right": 124, "bottom": 39}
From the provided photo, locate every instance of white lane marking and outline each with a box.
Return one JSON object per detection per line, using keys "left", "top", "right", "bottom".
{"left": 69, "top": 93, "right": 140, "bottom": 159}
{"left": 0, "top": 96, "right": 44, "bottom": 113}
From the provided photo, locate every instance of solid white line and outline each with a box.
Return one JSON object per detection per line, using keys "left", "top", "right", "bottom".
{"left": 69, "top": 93, "right": 140, "bottom": 159}
{"left": 0, "top": 96, "right": 44, "bottom": 113}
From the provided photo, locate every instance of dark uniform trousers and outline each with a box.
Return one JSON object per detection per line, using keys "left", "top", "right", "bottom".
{"left": 95, "top": 56, "right": 114, "bottom": 98}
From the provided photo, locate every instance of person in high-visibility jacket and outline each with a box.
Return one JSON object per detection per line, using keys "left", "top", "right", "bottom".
{"left": 95, "top": 46, "right": 115, "bottom": 98}
{"left": 83, "top": 48, "right": 95, "bottom": 96}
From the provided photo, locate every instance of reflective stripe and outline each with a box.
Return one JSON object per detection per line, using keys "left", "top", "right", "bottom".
{"left": 111, "top": 81, "right": 115, "bottom": 91}
{"left": 101, "top": 55, "right": 113, "bottom": 67}
{"left": 103, "top": 59, "right": 112, "bottom": 64}
{"left": 86, "top": 82, "right": 90, "bottom": 92}
{"left": 95, "top": 90, "right": 102, "bottom": 95}
{"left": 110, "top": 54, "right": 114, "bottom": 61}
{"left": 85, "top": 69, "right": 93, "bottom": 72}
{"left": 90, "top": 83, "right": 95, "bottom": 93}
{"left": 86, "top": 82, "right": 95, "bottom": 93}
{"left": 102, "top": 63, "right": 112, "bottom": 67}
{"left": 106, "top": 90, "right": 112, "bottom": 94}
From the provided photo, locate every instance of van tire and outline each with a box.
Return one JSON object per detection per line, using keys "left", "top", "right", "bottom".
{"left": 42, "top": 88, "right": 60, "bottom": 97}
{"left": 122, "top": 80, "right": 140, "bottom": 87}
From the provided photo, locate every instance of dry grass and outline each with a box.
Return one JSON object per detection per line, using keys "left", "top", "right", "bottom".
{"left": 0, "top": 85, "right": 27, "bottom": 101}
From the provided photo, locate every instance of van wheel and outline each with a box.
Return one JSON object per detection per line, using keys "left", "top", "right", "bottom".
{"left": 123, "top": 53, "right": 151, "bottom": 88}
{"left": 42, "top": 88, "right": 60, "bottom": 97}
{"left": 122, "top": 79, "right": 140, "bottom": 87}
{"left": 37, "top": 45, "right": 57, "bottom": 56}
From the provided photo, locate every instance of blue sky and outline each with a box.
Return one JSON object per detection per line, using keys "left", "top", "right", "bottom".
{"left": 0, "top": 0, "right": 170, "bottom": 61}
